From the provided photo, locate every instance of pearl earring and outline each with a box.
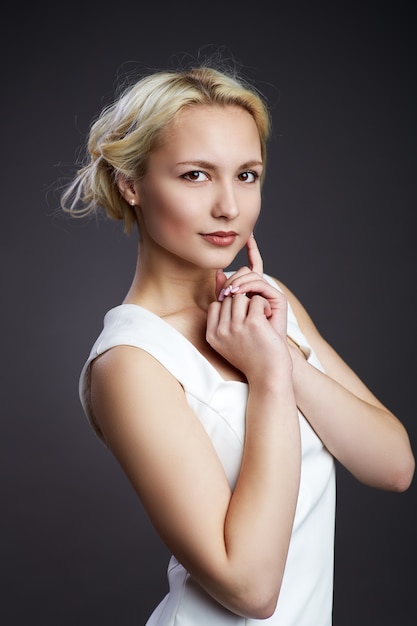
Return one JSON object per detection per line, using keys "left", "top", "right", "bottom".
{"left": 129, "top": 199, "right": 135, "bottom": 206}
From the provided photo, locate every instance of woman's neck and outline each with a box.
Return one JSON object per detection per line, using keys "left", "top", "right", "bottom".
{"left": 122, "top": 243, "right": 245, "bottom": 383}
{"left": 123, "top": 246, "right": 219, "bottom": 316}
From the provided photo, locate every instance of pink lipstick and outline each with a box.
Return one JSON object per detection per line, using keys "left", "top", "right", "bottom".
{"left": 201, "top": 231, "right": 238, "bottom": 246}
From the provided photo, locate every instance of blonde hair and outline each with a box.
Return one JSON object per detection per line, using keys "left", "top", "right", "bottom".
{"left": 61, "top": 64, "right": 271, "bottom": 233}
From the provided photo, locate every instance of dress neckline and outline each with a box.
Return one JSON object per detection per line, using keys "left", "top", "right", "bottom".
{"left": 110, "top": 302, "right": 249, "bottom": 386}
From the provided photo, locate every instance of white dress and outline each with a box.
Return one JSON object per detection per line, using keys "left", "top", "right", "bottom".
{"left": 79, "top": 274, "right": 336, "bottom": 625}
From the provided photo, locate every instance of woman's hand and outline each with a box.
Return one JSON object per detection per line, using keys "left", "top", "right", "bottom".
{"left": 208, "top": 235, "right": 292, "bottom": 381}
{"left": 215, "top": 234, "right": 288, "bottom": 340}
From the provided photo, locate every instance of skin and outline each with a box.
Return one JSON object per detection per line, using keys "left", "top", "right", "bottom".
{"left": 90, "top": 104, "right": 415, "bottom": 619}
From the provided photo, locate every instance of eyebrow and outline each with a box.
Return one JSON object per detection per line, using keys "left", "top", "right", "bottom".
{"left": 176, "top": 160, "right": 263, "bottom": 170}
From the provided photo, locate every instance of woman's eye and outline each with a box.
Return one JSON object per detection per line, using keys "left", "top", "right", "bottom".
{"left": 183, "top": 170, "right": 208, "bottom": 182}
{"left": 238, "top": 170, "right": 259, "bottom": 183}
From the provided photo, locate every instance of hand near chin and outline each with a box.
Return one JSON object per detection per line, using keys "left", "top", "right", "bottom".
{"left": 214, "top": 233, "right": 263, "bottom": 296}
{"left": 215, "top": 234, "right": 288, "bottom": 340}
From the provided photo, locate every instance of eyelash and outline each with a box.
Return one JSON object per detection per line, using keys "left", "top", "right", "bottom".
{"left": 182, "top": 170, "right": 260, "bottom": 183}
{"left": 239, "top": 170, "right": 259, "bottom": 183}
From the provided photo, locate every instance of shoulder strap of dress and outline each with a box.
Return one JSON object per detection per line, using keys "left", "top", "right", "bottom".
{"left": 79, "top": 304, "right": 222, "bottom": 443}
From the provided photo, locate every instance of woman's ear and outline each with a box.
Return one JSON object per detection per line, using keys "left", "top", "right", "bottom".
{"left": 117, "top": 175, "right": 139, "bottom": 207}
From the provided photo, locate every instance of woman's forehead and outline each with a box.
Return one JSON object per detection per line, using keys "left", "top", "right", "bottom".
{"left": 161, "top": 104, "right": 261, "bottom": 151}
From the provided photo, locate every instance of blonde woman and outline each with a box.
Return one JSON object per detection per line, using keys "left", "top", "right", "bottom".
{"left": 61, "top": 61, "right": 414, "bottom": 625}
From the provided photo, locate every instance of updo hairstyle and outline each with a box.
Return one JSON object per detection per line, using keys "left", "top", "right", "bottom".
{"left": 61, "top": 65, "right": 271, "bottom": 233}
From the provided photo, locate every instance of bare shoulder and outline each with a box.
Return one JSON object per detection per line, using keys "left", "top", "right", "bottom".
{"left": 90, "top": 344, "right": 188, "bottom": 437}
{"left": 270, "top": 274, "right": 342, "bottom": 359}
{"left": 269, "top": 276, "right": 388, "bottom": 407}
{"left": 268, "top": 277, "right": 320, "bottom": 340}
{"left": 91, "top": 344, "right": 182, "bottom": 394}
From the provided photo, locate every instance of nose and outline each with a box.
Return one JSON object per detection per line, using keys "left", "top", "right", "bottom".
{"left": 211, "top": 180, "right": 240, "bottom": 219}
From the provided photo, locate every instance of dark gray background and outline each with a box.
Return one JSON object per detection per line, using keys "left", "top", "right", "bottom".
{"left": 2, "top": 1, "right": 416, "bottom": 624}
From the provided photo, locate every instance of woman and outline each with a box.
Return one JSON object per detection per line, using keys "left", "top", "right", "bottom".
{"left": 61, "top": 62, "right": 414, "bottom": 625}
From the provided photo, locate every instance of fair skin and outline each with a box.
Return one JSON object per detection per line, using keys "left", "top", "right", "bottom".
{"left": 90, "top": 105, "right": 414, "bottom": 619}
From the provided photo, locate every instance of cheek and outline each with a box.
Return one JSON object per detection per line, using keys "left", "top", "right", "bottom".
{"left": 248, "top": 196, "right": 262, "bottom": 226}
{"left": 140, "top": 193, "right": 192, "bottom": 238}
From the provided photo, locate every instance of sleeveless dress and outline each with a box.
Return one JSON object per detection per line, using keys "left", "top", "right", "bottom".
{"left": 79, "top": 274, "right": 336, "bottom": 625}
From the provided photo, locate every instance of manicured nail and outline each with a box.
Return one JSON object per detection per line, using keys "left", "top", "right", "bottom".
{"left": 218, "top": 288, "right": 226, "bottom": 302}
{"left": 230, "top": 286, "right": 240, "bottom": 294}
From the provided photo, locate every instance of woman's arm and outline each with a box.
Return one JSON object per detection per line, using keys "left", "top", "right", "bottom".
{"left": 278, "top": 280, "right": 415, "bottom": 491}
{"left": 215, "top": 236, "right": 414, "bottom": 492}
{"left": 90, "top": 289, "right": 301, "bottom": 619}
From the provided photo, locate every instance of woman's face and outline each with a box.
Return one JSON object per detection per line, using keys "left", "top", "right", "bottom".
{"left": 134, "top": 104, "right": 263, "bottom": 270}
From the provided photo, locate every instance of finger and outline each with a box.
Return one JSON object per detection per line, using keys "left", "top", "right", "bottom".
{"left": 228, "top": 277, "right": 281, "bottom": 304}
{"left": 218, "top": 266, "right": 259, "bottom": 301}
{"left": 230, "top": 279, "right": 287, "bottom": 334}
{"left": 247, "top": 294, "right": 273, "bottom": 319}
{"left": 229, "top": 292, "right": 251, "bottom": 323}
{"left": 246, "top": 233, "right": 263, "bottom": 275}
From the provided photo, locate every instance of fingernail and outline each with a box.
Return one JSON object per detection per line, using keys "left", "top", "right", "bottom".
{"left": 230, "top": 286, "right": 240, "bottom": 294}
{"left": 218, "top": 288, "right": 226, "bottom": 302}
{"left": 224, "top": 286, "right": 232, "bottom": 297}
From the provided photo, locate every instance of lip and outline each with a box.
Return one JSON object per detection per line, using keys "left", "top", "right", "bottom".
{"left": 201, "top": 231, "right": 238, "bottom": 246}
